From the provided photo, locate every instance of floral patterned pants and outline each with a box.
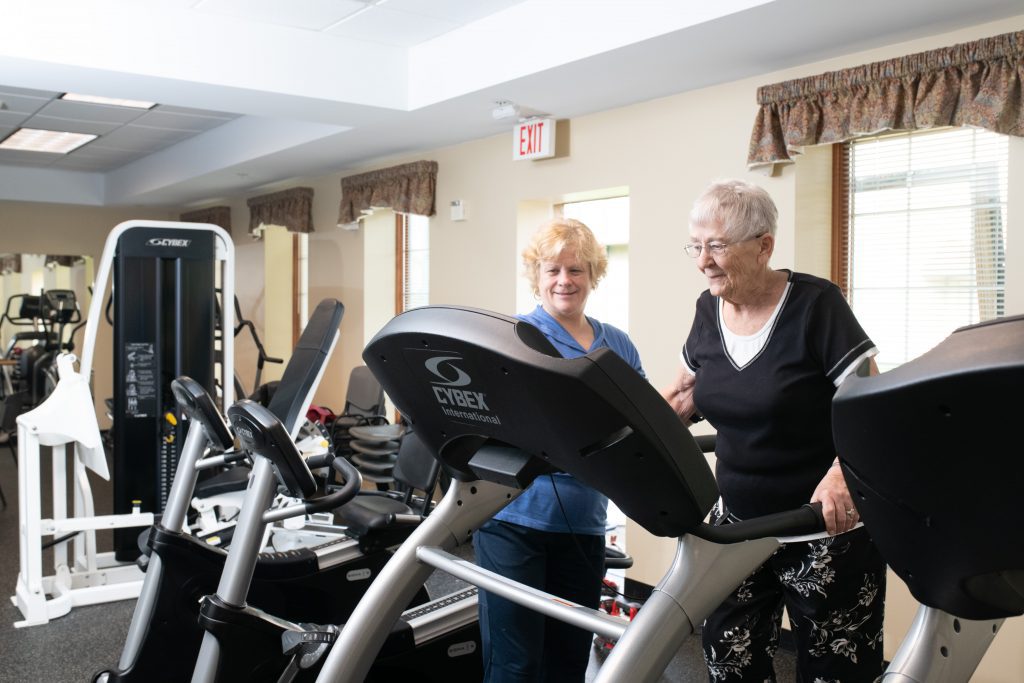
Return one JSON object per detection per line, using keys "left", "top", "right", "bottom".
{"left": 702, "top": 512, "right": 886, "bottom": 683}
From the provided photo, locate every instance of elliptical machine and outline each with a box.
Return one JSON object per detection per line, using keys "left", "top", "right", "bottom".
{"left": 0, "top": 289, "right": 83, "bottom": 435}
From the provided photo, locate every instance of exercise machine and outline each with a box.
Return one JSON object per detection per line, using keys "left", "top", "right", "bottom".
{"left": 186, "top": 300, "right": 483, "bottom": 682}
{"left": 0, "top": 289, "right": 84, "bottom": 432}
{"left": 11, "top": 220, "right": 233, "bottom": 626}
{"left": 11, "top": 352, "right": 154, "bottom": 627}
{"left": 187, "top": 398, "right": 483, "bottom": 683}
{"left": 316, "top": 305, "right": 1022, "bottom": 682}
{"left": 79, "top": 220, "right": 235, "bottom": 561}
{"left": 833, "top": 314, "right": 1024, "bottom": 681}
{"left": 105, "top": 298, "right": 475, "bottom": 682}
{"left": 228, "top": 293, "right": 283, "bottom": 401}
{"left": 96, "top": 299, "right": 383, "bottom": 682}
{"left": 313, "top": 305, "right": 828, "bottom": 683}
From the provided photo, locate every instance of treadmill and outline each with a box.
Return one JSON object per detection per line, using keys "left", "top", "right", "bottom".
{"left": 833, "top": 314, "right": 1024, "bottom": 681}
{"left": 317, "top": 306, "right": 1023, "bottom": 683}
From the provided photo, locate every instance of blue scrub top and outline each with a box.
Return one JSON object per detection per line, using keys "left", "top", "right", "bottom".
{"left": 493, "top": 305, "right": 645, "bottom": 534}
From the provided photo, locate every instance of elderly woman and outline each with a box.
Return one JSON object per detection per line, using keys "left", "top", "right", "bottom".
{"left": 474, "top": 217, "right": 645, "bottom": 683}
{"left": 661, "top": 180, "right": 886, "bottom": 682}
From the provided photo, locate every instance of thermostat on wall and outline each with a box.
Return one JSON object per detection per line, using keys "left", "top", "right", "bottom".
{"left": 450, "top": 199, "right": 467, "bottom": 222}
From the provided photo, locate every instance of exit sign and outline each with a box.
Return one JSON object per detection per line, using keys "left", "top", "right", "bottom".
{"left": 513, "top": 118, "right": 555, "bottom": 160}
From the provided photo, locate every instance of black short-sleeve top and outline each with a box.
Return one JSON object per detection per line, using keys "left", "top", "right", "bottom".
{"left": 682, "top": 270, "right": 876, "bottom": 518}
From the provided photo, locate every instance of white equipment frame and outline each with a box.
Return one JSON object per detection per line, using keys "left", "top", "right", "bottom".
{"left": 11, "top": 220, "right": 234, "bottom": 627}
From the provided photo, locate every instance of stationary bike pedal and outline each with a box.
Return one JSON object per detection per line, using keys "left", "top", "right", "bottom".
{"left": 281, "top": 623, "right": 340, "bottom": 669}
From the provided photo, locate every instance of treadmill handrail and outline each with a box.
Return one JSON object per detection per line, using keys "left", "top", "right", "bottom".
{"left": 689, "top": 503, "right": 825, "bottom": 543}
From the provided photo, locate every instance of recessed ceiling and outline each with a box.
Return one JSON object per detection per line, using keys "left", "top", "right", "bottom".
{"left": 0, "top": 86, "right": 237, "bottom": 172}
{"left": 0, "top": 0, "right": 1019, "bottom": 207}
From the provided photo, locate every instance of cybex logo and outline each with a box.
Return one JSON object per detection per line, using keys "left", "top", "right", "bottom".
{"left": 432, "top": 386, "right": 489, "bottom": 410}
{"left": 146, "top": 238, "right": 191, "bottom": 247}
{"left": 234, "top": 425, "right": 254, "bottom": 441}
{"left": 424, "top": 353, "right": 501, "bottom": 425}
{"left": 424, "top": 356, "right": 471, "bottom": 387}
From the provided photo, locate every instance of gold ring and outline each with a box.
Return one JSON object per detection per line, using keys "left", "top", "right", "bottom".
{"left": 845, "top": 508, "right": 855, "bottom": 517}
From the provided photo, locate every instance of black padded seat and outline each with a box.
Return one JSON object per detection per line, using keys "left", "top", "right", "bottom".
{"left": 336, "top": 495, "right": 415, "bottom": 538}
{"left": 335, "top": 431, "right": 440, "bottom": 550}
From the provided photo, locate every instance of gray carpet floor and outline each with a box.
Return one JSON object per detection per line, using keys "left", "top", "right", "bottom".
{"left": 0, "top": 441, "right": 796, "bottom": 682}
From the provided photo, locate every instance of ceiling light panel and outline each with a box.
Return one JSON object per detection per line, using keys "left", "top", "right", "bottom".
{"left": 0, "top": 128, "right": 97, "bottom": 154}
{"left": 61, "top": 93, "right": 157, "bottom": 109}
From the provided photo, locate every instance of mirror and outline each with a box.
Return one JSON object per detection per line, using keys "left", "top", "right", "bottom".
{"left": 0, "top": 253, "right": 95, "bottom": 355}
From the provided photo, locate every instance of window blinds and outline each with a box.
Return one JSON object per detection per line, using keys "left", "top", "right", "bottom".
{"left": 847, "top": 127, "right": 1008, "bottom": 371}
{"left": 402, "top": 213, "right": 430, "bottom": 311}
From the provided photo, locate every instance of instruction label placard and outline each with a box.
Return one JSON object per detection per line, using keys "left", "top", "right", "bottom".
{"left": 124, "top": 342, "right": 156, "bottom": 418}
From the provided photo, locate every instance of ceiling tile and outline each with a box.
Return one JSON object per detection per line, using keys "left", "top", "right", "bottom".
{"left": 36, "top": 100, "right": 148, "bottom": 125}
{"left": 22, "top": 115, "right": 122, "bottom": 136}
{"left": 130, "top": 110, "right": 234, "bottom": 132}
{"left": 0, "top": 149, "right": 63, "bottom": 166}
{"left": 196, "top": 0, "right": 370, "bottom": 30}
{"left": 0, "top": 93, "right": 51, "bottom": 116}
{"left": 384, "top": 0, "right": 526, "bottom": 24}
{"left": 0, "top": 85, "right": 62, "bottom": 99}
{"left": 325, "top": 5, "right": 458, "bottom": 46}
{"left": 156, "top": 104, "right": 237, "bottom": 119}
{"left": 93, "top": 125, "right": 193, "bottom": 151}
{"left": 149, "top": 0, "right": 202, "bottom": 9}
{"left": 50, "top": 156, "right": 119, "bottom": 172}
{"left": 0, "top": 111, "right": 30, "bottom": 127}
{"left": 68, "top": 145, "right": 142, "bottom": 162}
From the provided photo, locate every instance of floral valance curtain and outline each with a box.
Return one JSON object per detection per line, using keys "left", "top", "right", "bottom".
{"left": 748, "top": 30, "right": 1024, "bottom": 168}
{"left": 248, "top": 187, "right": 315, "bottom": 234}
{"left": 44, "top": 255, "right": 77, "bottom": 268}
{"left": 337, "top": 160, "right": 438, "bottom": 225}
{"left": 180, "top": 205, "right": 232, "bottom": 233}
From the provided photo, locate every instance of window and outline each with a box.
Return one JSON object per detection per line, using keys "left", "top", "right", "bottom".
{"left": 558, "top": 195, "right": 630, "bottom": 332}
{"left": 396, "top": 213, "right": 429, "bottom": 313}
{"left": 835, "top": 127, "right": 1008, "bottom": 371}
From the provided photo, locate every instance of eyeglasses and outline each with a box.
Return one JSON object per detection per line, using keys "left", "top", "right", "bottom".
{"left": 683, "top": 234, "right": 765, "bottom": 258}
